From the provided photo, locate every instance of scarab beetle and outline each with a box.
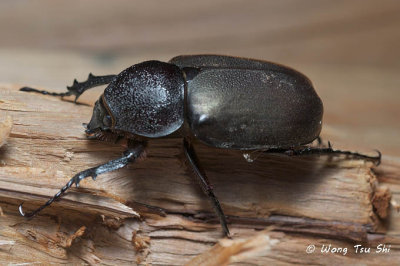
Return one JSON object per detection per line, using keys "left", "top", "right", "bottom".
{"left": 19, "top": 55, "right": 380, "bottom": 236}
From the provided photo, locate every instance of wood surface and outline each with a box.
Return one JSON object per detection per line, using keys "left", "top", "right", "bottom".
{"left": 0, "top": 85, "right": 398, "bottom": 265}
{"left": 0, "top": 0, "right": 399, "bottom": 265}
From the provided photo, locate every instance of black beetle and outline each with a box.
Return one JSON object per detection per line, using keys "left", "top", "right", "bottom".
{"left": 19, "top": 55, "right": 380, "bottom": 236}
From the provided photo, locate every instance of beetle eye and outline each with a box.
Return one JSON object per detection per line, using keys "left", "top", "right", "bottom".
{"left": 103, "top": 115, "right": 112, "bottom": 127}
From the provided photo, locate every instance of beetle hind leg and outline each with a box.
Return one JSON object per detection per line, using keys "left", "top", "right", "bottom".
{"left": 183, "top": 138, "right": 230, "bottom": 237}
{"left": 265, "top": 142, "right": 381, "bottom": 166}
{"left": 20, "top": 73, "right": 116, "bottom": 103}
{"left": 297, "top": 144, "right": 381, "bottom": 165}
{"left": 19, "top": 142, "right": 146, "bottom": 218}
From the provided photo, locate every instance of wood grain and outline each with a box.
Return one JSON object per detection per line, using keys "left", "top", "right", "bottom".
{"left": 0, "top": 85, "right": 398, "bottom": 265}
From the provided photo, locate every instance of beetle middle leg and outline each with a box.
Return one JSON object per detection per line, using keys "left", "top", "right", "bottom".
{"left": 19, "top": 141, "right": 146, "bottom": 218}
{"left": 265, "top": 142, "right": 381, "bottom": 165}
{"left": 20, "top": 73, "right": 116, "bottom": 103}
{"left": 183, "top": 138, "right": 230, "bottom": 237}
{"left": 315, "top": 136, "right": 323, "bottom": 147}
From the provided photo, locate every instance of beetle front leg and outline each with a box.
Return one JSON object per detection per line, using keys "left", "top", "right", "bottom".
{"left": 20, "top": 73, "right": 116, "bottom": 103}
{"left": 19, "top": 142, "right": 146, "bottom": 218}
{"left": 183, "top": 138, "right": 230, "bottom": 237}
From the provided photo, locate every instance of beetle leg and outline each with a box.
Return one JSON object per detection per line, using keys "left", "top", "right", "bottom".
{"left": 316, "top": 136, "right": 323, "bottom": 147}
{"left": 19, "top": 142, "right": 146, "bottom": 218}
{"left": 265, "top": 143, "right": 381, "bottom": 166}
{"left": 183, "top": 138, "right": 230, "bottom": 237}
{"left": 297, "top": 145, "right": 381, "bottom": 165}
{"left": 20, "top": 73, "right": 116, "bottom": 103}
{"left": 314, "top": 137, "right": 334, "bottom": 148}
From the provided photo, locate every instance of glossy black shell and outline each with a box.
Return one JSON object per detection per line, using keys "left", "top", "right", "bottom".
{"left": 103, "top": 61, "right": 185, "bottom": 138}
{"left": 170, "top": 55, "right": 323, "bottom": 150}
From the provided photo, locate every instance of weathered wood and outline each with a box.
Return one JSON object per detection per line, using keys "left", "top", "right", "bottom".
{"left": 0, "top": 114, "right": 12, "bottom": 147}
{"left": 0, "top": 85, "right": 398, "bottom": 264}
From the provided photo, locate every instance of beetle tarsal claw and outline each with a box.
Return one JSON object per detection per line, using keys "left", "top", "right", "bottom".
{"left": 18, "top": 203, "right": 37, "bottom": 218}
{"left": 18, "top": 202, "right": 37, "bottom": 218}
{"left": 18, "top": 203, "right": 26, "bottom": 216}
{"left": 373, "top": 150, "right": 382, "bottom": 166}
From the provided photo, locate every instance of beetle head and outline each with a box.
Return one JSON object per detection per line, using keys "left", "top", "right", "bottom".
{"left": 84, "top": 95, "right": 114, "bottom": 140}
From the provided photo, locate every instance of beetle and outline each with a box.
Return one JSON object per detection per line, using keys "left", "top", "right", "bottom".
{"left": 19, "top": 55, "right": 380, "bottom": 236}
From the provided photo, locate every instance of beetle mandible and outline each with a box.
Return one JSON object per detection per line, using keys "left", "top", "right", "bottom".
{"left": 19, "top": 55, "right": 380, "bottom": 236}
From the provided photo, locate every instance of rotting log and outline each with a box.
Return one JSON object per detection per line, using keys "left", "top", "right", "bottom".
{"left": 0, "top": 85, "right": 398, "bottom": 265}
